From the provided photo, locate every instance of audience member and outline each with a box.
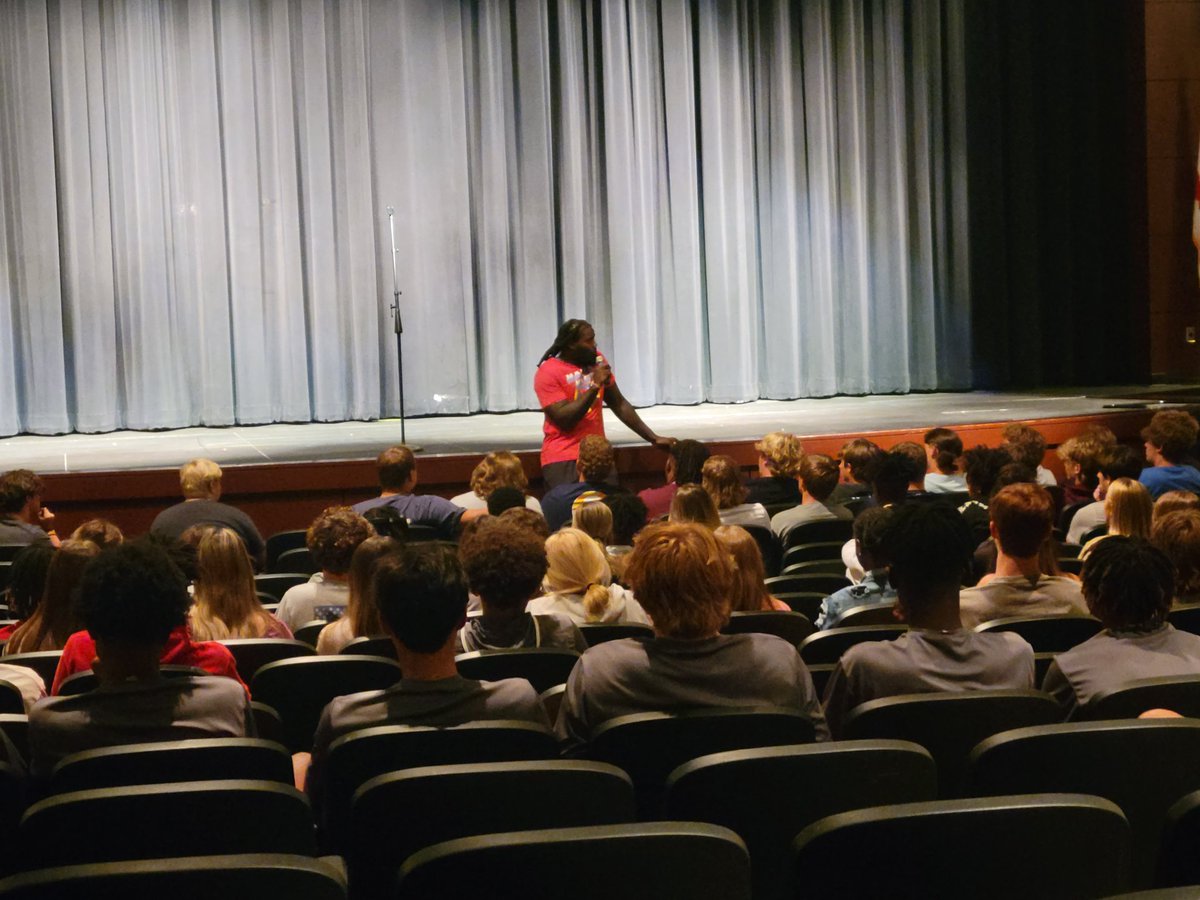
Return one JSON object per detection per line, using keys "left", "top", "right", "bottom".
{"left": 316, "top": 536, "right": 398, "bottom": 655}
{"left": 541, "top": 435, "right": 630, "bottom": 532}
{"left": 1056, "top": 426, "right": 1116, "bottom": 507}
{"left": 958, "top": 446, "right": 1011, "bottom": 545}
{"left": 702, "top": 455, "right": 770, "bottom": 530}
{"left": 150, "top": 459, "right": 265, "bottom": 569}
{"left": 816, "top": 507, "right": 897, "bottom": 629}
{"left": 457, "top": 519, "right": 585, "bottom": 653}
{"left": 923, "top": 428, "right": 967, "bottom": 494}
{"left": 276, "top": 507, "right": 374, "bottom": 630}
{"left": 486, "top": 486, "right": 529, "bottom": 517}
{"left": 0, "top": 543, "right": 52, "bottom": 643}
{"left": 604, "top": 493, "right": 648, "bottom": 549}
{"left": 745, "top": 432, "right": 804, "bottom": 506}
{"left": 1066, "top": 444, "right": 1144, "bottom": 544}
{"left": 451, "top": 451, "right": 542, "bottom": 514}
{"left": 499, "top": 506, "right": 552, "bottom": 541}
{"left": 668, "top": 484, "right": 721, "bottom": 530}
{"left": 571, "top": 495, "right": 614, "bottom": 546}
{"left": 68, "top": 519, "right": 124, "bottom": 549}
{"left": 770, "top": 454, "right": 852, "bottom": 544}
{"left": 958, "top": 484, "right": 1086, "bottom": 628}
{"left": 29, "top": 539, "right": 253, "bottom": 777}
{"left": 556, "top": 522, "right": 828, "bottom": 748}
{"left": 1000, "top": 423, "right": 1057, "bottom": 487}
{"left": 528, "top": 528, "right": 651, "bottom": 626}
{"left": 1043, "top": 537, "right": 1200, "bottom": 717}
{"left": 1154, "top": 491, "right": 1200, "bottom": 523}
{"left": 300, "top": 543, "right": 550, "bottom": 800}
{"left": 1081, "top": 477, "right": 1152, "bottom": 558}
{"left": 714, "top": 525, "right": 790, "bottom": 612}
{"left": 189, "top": 528, "right": 292, "bottom": 641}
{"left": 638, "top": 439, "right": 710, "bottom": 520}
{"left": 1152, "top": 510, "right": 1200, "bottom": 605}
{"left": 841, "top": 449, "right": 920, "bottom": 583}
{"left": 5, "top": 540, "right": 100, "bottom": 655}
{"left": 1140, "top": 410, "right": 1200, "bottom": 499}
{"left": 354, "top": 446, "right": 485, "bottom": 539}
{"left": 0, "top": 469, "right": 59, "bottom": 548}
{"left": 828, "top": 439, "right": 883, "bottom": 506}
{"left": 822, "top": 504, "right": 1035, "bottom": 738}
{"left": 892, "top": 442, "right": 934, "bottom": 498}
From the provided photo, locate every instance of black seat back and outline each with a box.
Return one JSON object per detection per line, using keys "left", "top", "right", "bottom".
{"left": 780, "top": 519, "right": 853, "bottom": 551}
{"left": 974, "top": 615, "right": 1102, "bottom": 653}
{"left": 721, "top": 611, "right": 813, "bottom": 647}
{"left": 1085, "top": 675, "right": 1200, "bottom": 720}
{"left": 798, "top": 625, "right": 907, "bottom": 665}
{"left": 453, "top": 648, "right": 580, "bottom": 694}
{"left": 219, "top": 639, "right": 315, "bottom": 682}
{"left": 338, "top": 636, "right": 397, "bottom": 660}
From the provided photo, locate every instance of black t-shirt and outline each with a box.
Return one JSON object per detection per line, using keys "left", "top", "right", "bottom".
{"left": 150, "top": 500, "right": 265, "bottom": 564}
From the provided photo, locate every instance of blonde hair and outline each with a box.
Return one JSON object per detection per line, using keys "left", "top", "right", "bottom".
{"left": 6, "top": 539, "right": 101, "bottom": 654}
{"left": 702, "top": 456, "right": 747, "bottom": 510}
{"left": 754, "top": 432, "right": 805, "bottom": 477}
{"left": 180, "top": 458, "right": 222, "bottom": 499}
{"left": 714, "top": 525, "right": 773, "bottom": 612}
{"left": 669, "top": 484, "right": 721, "bottom": 529}
{"left": 544, "top": 528, "right": 612, "bottom": 622}
{"left": 1105, "top": 477, "right": 1153, "bottom": 539}
{"left": 468, "top": 451, "right": 529, "bottom": 500}
{"left": 190, "top": 528, "right": 277, "bottom": 640}
{"left": 572, "top": 501, "right": 614, "bottom": 546}
{"left": 624, "top": 523, "right": 733, "bottom": 638}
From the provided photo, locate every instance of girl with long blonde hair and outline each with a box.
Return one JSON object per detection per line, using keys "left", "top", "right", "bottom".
{"left": 189, "top": 528, "right": 291, "bottom": 640}
{"left": 1082, "top": 477, "right": 1153, "bottom": 559}
{"left": 527, "top": 528, "right": 652, "bottom": 625}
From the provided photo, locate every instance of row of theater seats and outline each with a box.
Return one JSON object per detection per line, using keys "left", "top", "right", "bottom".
{"left": 0, "top": 714, "right": 1199, "bottom": 897}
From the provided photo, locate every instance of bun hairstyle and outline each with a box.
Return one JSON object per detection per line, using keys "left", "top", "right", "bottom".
{"left": 544, "top": 527, "right": 612, "bottom": 622}
{"left": 923, "top": 428, "right": 964, "bottom": 475}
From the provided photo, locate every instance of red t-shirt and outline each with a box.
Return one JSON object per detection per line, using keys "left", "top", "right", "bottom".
{"left": 533, "top": 352, "right": 612, "bottom": 466}
{"left": 51, "top": 625, "right": 250, "bottom": 696}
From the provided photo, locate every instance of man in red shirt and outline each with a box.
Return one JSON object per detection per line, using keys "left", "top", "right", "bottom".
{"left": 534, "top": 319, "right": 674, "bottom": 488}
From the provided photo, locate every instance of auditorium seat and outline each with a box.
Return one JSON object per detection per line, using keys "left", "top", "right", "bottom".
{"left": 664, "top": 741, "right": 936, "bottom": 900}
{"left": 57, "top": 666, "right": 209, "bottom": 697}
{"left": 828, "top": 603, "right": 898, "bottom": 628}
{"left": 739, "top": 526, "right": 782, "bottom": 577}
{"left": 0, "top": 564, "right": 9, "bottom": 594}
{"left": 792, "top": 793, "right": 1130, "bottom": 898}
{"left": 1158, "top": 789, "right": 1200, "bottom": 887}
{"left": 539, "top": 684, "right": 566, "bottom": 722}
{"left": 0, "top": 546, "right": 25, "bottom": 564}
{"left": 264, "top": 529, "right": 308, "bottom": 572}
{"left": 220, "top": 638, "right": 315, "bottom": 682}
{"left": 585, "top": 707, "right": 817, "bottom": 817}
{"left": 773, "top": 572, "right": 851, "bottom": 595}
{"left": 274, "top": 548, "right": 317, "bottom": 575}
{"left": 20, "top": 780, "right": 318, "bottom": 868}
{"left": 798, "top": 625, "right": 907, "bottom": 666}
{"left": 347, "top": 761, "right": 635, "bottom": 899}
{"left": 780, "top": 559, "right": 847, "bottom": 577}
{"left": 454, "top": 649, "right": 580, "bottom": 694}
{"left": 338, "top": 636, "right": 397, "bottom": 660}
{"left": 0, "top": 681, "right": 26, "bottom": 716}
{"left": 1056, "top": 557, "right": 1083, "bottom": 576}
{"left": 779, "top": 519, "right": 853, "bottom": 551}
{"left": 974, "top": 614, "right": 1103, "bottom": 653}
{"left": 253, "top": 574, "right": 310, "bottom": 603}
{"left": 770, "top": 591, "right": 825, "bottom": 622}
{"left": 0, "top": 853, "right": 347, "bottom": 899}
{"left": 1084, "top": 675, "right": 1200, "bottom": 720}
{"left": 842, "top": 690, "right": 1062, "bottom": 797}
{"left": 1166, "top": 604, "right": 1200, "bottom": 637}
{"left": 577, "top": 623, "right": 654, "bottom": 646}
{"left": 721, "top": 611, "right": 813, "bottom": 647}
{"left": 48, "top": 738, "right": 294, "bottom": 795}
{"left": 292, "top": 620, "right": 329, "bottom": 648}
{"left": 320, "top": 721, "right": 559, "bottom": 849}
{"left": 806, "top": 664, "right": 835, "bottom": 698}
{"left": 250, "top": 702, "right": 285, "bottom": 746}
{"left": 0, "top": 652, "right": 61, "bottom": 687}
{"left": 403, "top": 524, "right": 442, "bottom": 543}
{"left": 780, "top": 541, "right": 846, "bottom": 571}
{"left": 0, "top": 715, "right": 28, "bottom": 764}
{"left": 395, "top": 822, "right": 751, "bottom": 900}
{"left": 250, "top": 656, "right": 403, "bottom": 752}
{"left": 966, "top": 719, "right": 1200, "bottom": 887}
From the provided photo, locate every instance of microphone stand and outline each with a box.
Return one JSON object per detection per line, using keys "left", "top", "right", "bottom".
{"left": 386, "top": 206, "right": 420, "bottom": 450}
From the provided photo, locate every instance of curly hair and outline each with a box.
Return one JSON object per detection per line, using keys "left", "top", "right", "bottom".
{"left": 604, "top": 493, "right": 647, "bottom": 545}
{"left": 307, "top": 507, "right": 374, "bottom": 575}
{"left": 701, "top": 456, "right": 747, "bottom": 510}
{"left": 0, "top": 469, "right": 43, "bottom": 515}
{"left": 1155, "top": 491, "right": 1200, "bottom": 523}
{"left": 853, "top": 506, "right": 895, "bottom": 570}
{"left": 962, "top": 446, "right": 1012, "bottom": 500}
{"left": 499, "top": 507, "right": 551, "bottom": 540}
{"left": 800, "top": 454, "right": 840, "bottom": 502}
{"left": 1142, "top": 410, "right": 1200, "bottom": 463}
{"left": 577, "top": 435, "right": 615, "bottom": 483}
{"left": 4, "top": 543, "right": 54, "bottom": 620}
{"left": 1081, "top": 536, "right": 1174, "bottom": 631}
{"left": 881, "top": 504, "right": 973, "bottom": 602}
{"left": 755, "top": 432, "right": 804, "bottom": 478}
{"left": 625, "top": 523, "right": 733, "bottom": 638}
{"left": 75, "top": 539, "right": 190, "bottom": 645}
{"left": 1000, "top": 424, "right": 1048, "bottom": 471}
{"left": 459, "top": 519, "right": 548, "bottom": 611}
{"left": 923, "top": 428, "right": 964, "bottom": 475}
{"left": 1057, "top": 428, "right": 1116, "bottom": 492}
{"left": 468, "top": 451, "right": 529, "bottom": 500}
{"left": 1152, "top": 509, "right": 1200, "bottom": 601}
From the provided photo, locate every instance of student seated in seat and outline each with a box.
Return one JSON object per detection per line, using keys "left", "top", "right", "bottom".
{"left": 297, "top": 543, "right": 549, "bottom": 800}
{"left": 28, "top": 540, "right": 253, "bottom": 778}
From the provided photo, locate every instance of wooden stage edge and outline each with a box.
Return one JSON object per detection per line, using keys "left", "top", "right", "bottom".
{"left": 37, "top": 407, "right": 1164, "bottom": 541}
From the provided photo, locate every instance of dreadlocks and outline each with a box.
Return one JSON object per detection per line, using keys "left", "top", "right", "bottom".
{"left": 537, "top": 319, "right": 591, "bottom": 367}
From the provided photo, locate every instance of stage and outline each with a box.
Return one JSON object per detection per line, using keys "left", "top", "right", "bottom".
{"left": 0, "top": 384, "right": 1192, "bottom": 540}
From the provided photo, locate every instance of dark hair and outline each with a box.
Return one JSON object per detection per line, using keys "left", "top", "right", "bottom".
{"left": 7, "top": 540, "right": 100, "bottom": 653}
{"left": 962, "top": 446, "right": 1011, "bottom": 501}
{"left": 990, "top": 483, "right": 1054, "bottom": 558}
{"left": 882, "top": 503, "right": 973, "bottom": 601}
{"left": 672, "top": 440, "right": 710, "bottom": 486}
{"left": 1098, "top": 444, "right": 1146, "bottom": 482}
{"left": 924, "top": 428, "right": 964, "bottom": 475}
{"left": 840, "top": 439, "right": 883, "bottom": 484}
{"left": 307, "top": 507, "right": 374, "bottom": 574}
{"left": 75, "top": 540, "right": 191, "bottom": 644}
{"left": 537, "top": 319, "right": 592, "bottom": 367}
{"left": 873, "top": 451, "right": 919, "bottom": 505}
{"left": 459, "top": 519, "right": 548, "bottom": 611}
{"left": 1152, "top": 509, "right": 1200, "bottom": 600}
{"left": 0, "top": 470, "right": 43, "bottom": 515}
{"left": 1081, "top": 536, "right": 1174, "bottom": 631}
{"left": 362, "top": 506, "right": 410, "bottom": 541}
{"left": 70, "top": 519, "right": 125, "bottom": 550}
{"left": 1000, "top": 424, "right": 1048, "bottom": 470}
{"left": 499, "top": 507, "right": 551, "bottom": 540}
{"left": 854, "top": 506, "right": 894, "bottom": 569}
{"left": 995, "top": 462, "right": 1037, "bottom": 490}
{"left": 374, "top": 543, "right": 469, "bottom": 653}
{"left": 4, "top": 543, "right": 54, "bottom": 619}
{"left": 604, "top": 493, "right": 648, "bottom": 545}
{"left": 376, "top": 446, "right": 416, "bottom": 492}
{"left": 800, "top": 454, "right": 840, "bottom": 502}
{"left": 487, "top": 486, "right": 528, "bottom": 516}
{"left": 1142, "top": 410, "right": 1200, "bottom": 463}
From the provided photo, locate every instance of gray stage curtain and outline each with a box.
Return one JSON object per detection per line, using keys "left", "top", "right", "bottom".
{"left": 0, "top": 0, "right": 971, "bottom": 436}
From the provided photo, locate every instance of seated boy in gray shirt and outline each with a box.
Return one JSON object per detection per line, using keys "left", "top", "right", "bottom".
{"left": 823, "top": 503, "right": 1035, "bottom": 738}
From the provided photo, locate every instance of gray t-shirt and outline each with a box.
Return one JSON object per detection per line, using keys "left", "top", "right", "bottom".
{"left": 770, "top": 501, "right": 853, "bottom": 543}
{"left": 555, "top": 633, "right": 830, "bottom": 749}
{"left": 1066, "top": 501, "right": 1106, "bottom": 545}
{"left": 958, "top": 575, "right": 1087, "bottom": 630}
{"left": 1042, "top": 624, "right": 1200, "bottom": 717}
{"left": 28, "top": 675, "right": 253, "bottom": 778}
{"left": 822, "top": 628, "right": 1035, "bottom": 738}
{"left": 0, "top": 517, "right": 51, "bottom": 548}
{"left": 276, "top": 575, "right": 351, "bottom": 630}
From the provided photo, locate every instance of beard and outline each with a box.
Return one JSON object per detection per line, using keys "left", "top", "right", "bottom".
{"left": 561, "top": 345, "right": 598, "bottom": 369}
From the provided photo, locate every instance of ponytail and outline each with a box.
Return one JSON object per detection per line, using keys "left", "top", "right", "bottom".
{"left": 537, "top": 319, "right": 590, "bottom": 367}
{"left": 583, "top": 582, "right": 611, "bottom": 622}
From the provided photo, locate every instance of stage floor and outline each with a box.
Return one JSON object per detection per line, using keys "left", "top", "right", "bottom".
{"left": 0, "top": 384, "right": 1189, "bottom": 476}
